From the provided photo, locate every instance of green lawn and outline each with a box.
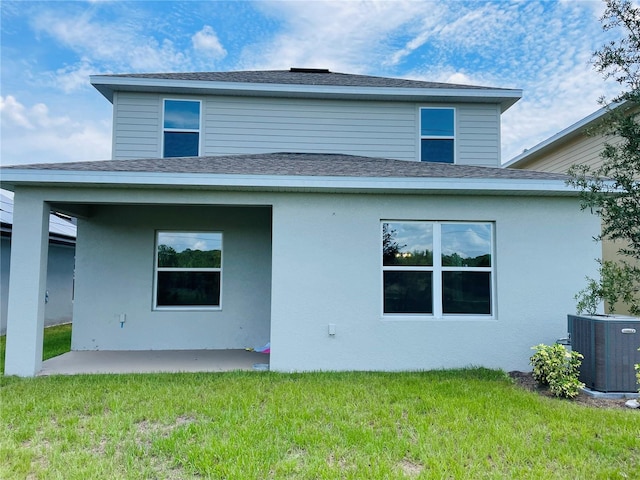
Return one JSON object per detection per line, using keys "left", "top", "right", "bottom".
{"left": 1, "top": 326, "right": 638, "bottom": 479}
{"left": 0, "top": 323, "right": 72, "bottom": 376}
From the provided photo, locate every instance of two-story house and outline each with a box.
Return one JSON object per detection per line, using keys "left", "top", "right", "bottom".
{"left": 1, "top": 69, "right": 600, "bottom": 377}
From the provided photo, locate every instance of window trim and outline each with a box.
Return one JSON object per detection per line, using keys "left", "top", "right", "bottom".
{"left": 419, "top": 107, "right": 456, "bottom": 164}
{"left": 153, "top": 230, "right": 222, "bottom": 311}
{"left": 161, "top": 98, "right": 202, "bottom": 158}
{"left": 381, "top": 220, "right": 495, "bottom": 319}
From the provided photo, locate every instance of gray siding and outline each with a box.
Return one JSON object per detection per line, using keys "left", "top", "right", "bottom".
{"left": 112, "top": 93, "right": 502, "bottom": 166}
{"left": 457, "top": 104, "right": 501, "bottom": 166}
{"left": 113, "top": 92, "right": 161, "bottom": 160}
{"left": 202, "top": 97, "right": 417, "bottom": 160}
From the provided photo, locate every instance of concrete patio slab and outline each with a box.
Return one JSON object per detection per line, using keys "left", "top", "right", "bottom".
{"left": 38, "top": 350, "right": 270, "bottom": 376}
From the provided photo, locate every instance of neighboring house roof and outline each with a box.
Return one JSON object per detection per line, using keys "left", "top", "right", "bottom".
{"left": 503, "top": 101, "right": 628, "bottom": 169}
{"left": 1, "top": 152, "right": 576, "bottom": 196}
{"left": 91, "top": 68, "right": 522, "bottom": 112}
{"left": 0, "top": 190, "right": 76, "bottom": 244}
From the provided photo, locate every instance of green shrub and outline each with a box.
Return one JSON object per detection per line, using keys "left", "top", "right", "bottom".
{"left": 530, "top": 344, "right": 585, "bottom": 399}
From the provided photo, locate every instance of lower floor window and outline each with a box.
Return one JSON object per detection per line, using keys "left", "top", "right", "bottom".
{"left": 157, "top": 271, "right": 220, "bottom": 306}
{"left": 155, "top": 231, "right": 222, "bottom": 308}
{"left": 441, "top": 271, "right": 491, "bottom": 314}
{"left": 383, "top": 271, "right": 433, "bottom": 314}
{"left": 382, "top": 221, "right": 493, "bottom": 316}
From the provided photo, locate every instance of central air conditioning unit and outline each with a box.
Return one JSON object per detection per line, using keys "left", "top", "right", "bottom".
{"left": 568, "top": 314, "right": 640, "bottom": 393}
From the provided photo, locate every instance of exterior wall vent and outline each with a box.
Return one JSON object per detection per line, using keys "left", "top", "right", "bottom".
{"left": 568, "top": 314, "right": 640, "bottom": 392}
{"left": 289, "top": 68, "right": 331, "bottom": 74}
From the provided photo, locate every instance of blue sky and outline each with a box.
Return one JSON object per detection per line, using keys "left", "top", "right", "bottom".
{"left": 0, "top": 0, "right": 629, "bottom": 166}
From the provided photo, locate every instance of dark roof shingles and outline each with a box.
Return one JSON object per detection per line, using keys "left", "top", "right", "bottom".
{"left": 5, "top": 153, "right": 570, "bottom": 181}
{"left": 98, "top": 70, "right": 512, "bottom": 92}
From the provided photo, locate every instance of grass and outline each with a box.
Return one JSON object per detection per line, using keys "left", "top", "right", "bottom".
{"left": 0, "top": 323, "right": 72, "bottom": 375}
{"left": 40, "top": 323, "right": 73, "bottom": 361}
{"left": 1, "top": 328, "right": 639, "bottom": 479}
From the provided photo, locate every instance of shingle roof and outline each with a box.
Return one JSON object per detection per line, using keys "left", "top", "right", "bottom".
{"left": 90, "top": 69, "right": 522, "bottom": 112}
{"left": 98, "top": 69, "right": 507, "bottom": 91}
{"left": 5, "top": 153, "right": 571, "bottom": 181}
{"left": 0, "top": 191, "right": 76, "bottom": 239}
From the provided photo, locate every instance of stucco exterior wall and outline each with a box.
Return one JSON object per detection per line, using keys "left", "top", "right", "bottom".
{"left": 6, "top": 186, "right": 599, "bottom": 374}
{"left": 269, "top": 193, "right": 600, "bottom": 372}
{"left": 1, "top": 237, "right": 9, "bottom": 334}
{"left": 71, "top": 204, "right": 272, "bottom": 351}
{"left": 43, "top": 244, "right": 75, "bottom": 328}
{"left": 1, "top": 237, "right": 74, "bottom": 335}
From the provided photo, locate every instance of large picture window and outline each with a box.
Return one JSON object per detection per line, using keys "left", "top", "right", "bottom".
{"left": 163, "top": 99, "right": 201, "bottom": 158}
{"left": 420, "top": 107, "right": 455, "bottom": 163}
{"left": 382, "top": 221, "right": 493, "bottom": 316}
{"left": 155, "top": 231, "right": 222, "bottom": 308}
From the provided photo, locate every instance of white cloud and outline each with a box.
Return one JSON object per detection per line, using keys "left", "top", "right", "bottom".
{"left": 30, "top": 9, "right": 192, "bottom": 88}
{"left": 499, "top": 21, "right": 621, "bottom": 162}
{"left": 383, "top": 1, "right": 621, "bottom": 163}
{"left": 442, "top": 225, "right": 491, "bottom": 259}
{"left": 41, "top": 58, "right": 97, "bottom": 93}
{"left": 438, "top": 2, "right": 517, "bottom": 50}
{"left": 192, "top": 26, "right": 227, "bottom": 60}
{"left": 245, "top": 0, "right": 436, "bottom": 72}
{"left": 0, "top": 95, "right": 111, "bottom": 166}
{"left": 0, "top": 95, "right": 34, "bottom": 129}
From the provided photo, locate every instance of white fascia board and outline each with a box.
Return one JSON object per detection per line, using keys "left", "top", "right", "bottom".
{"left": 90, "top": 76, "right": 522, "bottom": 110}
{"left": 1, "top": 168, "right": 578, "bottom": 196}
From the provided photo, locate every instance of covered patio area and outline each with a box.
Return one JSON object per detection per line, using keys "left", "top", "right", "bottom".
{"left": 38, "top": 350, "right": 270, "bottom": 376}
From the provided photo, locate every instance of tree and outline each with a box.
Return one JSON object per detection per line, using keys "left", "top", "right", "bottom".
{"left": 567, "top": 0, "right": 640, "bottom": 315}
{"left": 593, "top": 0, "right": 640, "bottom": 93}
{"left": 382, "top": 223, "right": 404, "bottom": 265}
{"left": 157, "top": 244, "right": 178, "bottom": 267}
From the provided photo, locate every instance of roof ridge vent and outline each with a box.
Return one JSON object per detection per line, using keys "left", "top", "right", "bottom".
{"left": 289, "top": 67, "right": 331, "bottom": 73}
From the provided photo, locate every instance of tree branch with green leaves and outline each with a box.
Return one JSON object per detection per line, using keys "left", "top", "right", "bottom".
{"left": 567, "top": 0, "right": 640, "bottom": 315}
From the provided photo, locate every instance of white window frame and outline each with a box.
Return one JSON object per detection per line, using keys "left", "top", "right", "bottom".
{"left": 419, "top": 107, "right": 456, "bottom": 164}
{"left": 161, "top": 98, "right": 202, "bottom": 158}
{"left": 153, "top": 230, "right": 222, "bottom": 311}
{"left": 381, "top": 220, "right": 495, "bottom": 319}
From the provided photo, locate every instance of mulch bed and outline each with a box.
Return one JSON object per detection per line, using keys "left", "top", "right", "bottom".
{"left": 508, "top": 371, "right": 635, "bottom": 409}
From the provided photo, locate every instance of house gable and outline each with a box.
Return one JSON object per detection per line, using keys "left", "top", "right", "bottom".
{"left": 92, "top": 69, "right": 520, "bottom": 167}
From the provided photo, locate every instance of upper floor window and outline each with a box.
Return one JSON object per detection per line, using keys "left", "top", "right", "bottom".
{"left": 420, "top": 108, "right": 455, "bottom": 163}
{"left": 163, "top": 99, "right": 201, "bottom": 158}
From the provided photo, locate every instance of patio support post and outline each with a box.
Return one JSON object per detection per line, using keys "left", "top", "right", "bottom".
{"left": 4, "top": 191, "right": 50, "bottom": 377}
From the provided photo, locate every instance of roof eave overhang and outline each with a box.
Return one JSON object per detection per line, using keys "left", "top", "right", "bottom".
{"left": 90, "top": 76, "right": 522, "bottom": 112}
{"left": 1, "top": 169, "right": 579, "bottom": 197}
